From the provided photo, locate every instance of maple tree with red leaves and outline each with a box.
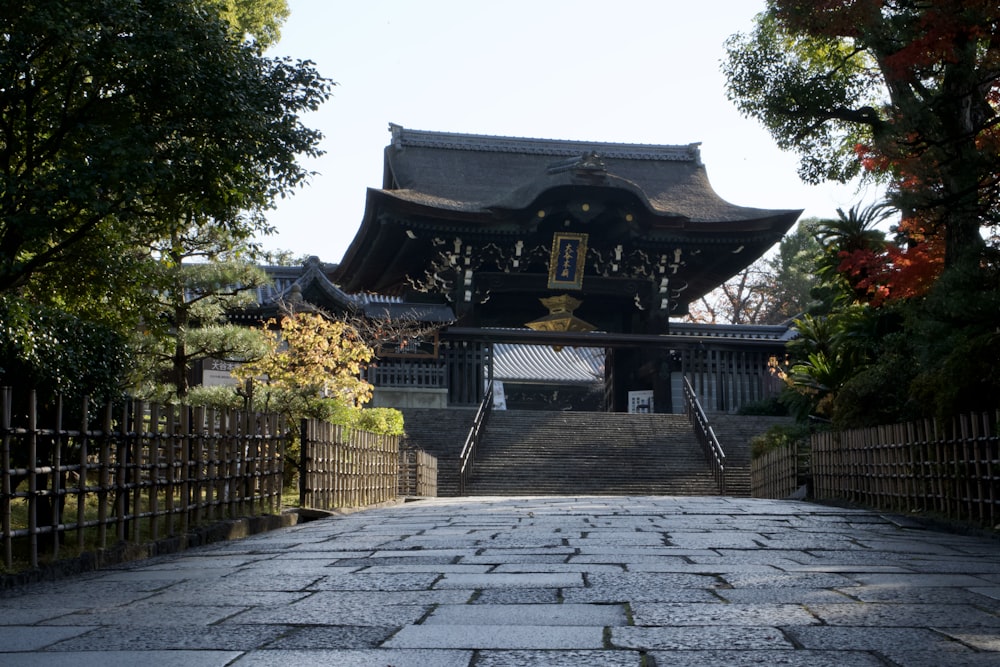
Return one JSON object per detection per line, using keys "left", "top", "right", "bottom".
{"left": 830, "top": 215, "right": 946, "bottom": 307}
{"left": 725, "top": 1, "right": 1000, "bottom": 422}
{"left": 725, "top": 0, "right": 1000, "bottom": 270}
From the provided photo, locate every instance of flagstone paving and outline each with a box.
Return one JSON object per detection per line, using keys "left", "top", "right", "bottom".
{"left": 1, "top": 496, "right": 998, "bottom": 666}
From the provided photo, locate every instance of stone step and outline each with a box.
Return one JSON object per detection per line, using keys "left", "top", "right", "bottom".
{"left": 466, "top": 410, "right": 719, "bottom": 496}
{"left": 709, "top": 414, "right": 796, "bottom": 460}
{"left": 399, "top": 407, "right": 772, "bottom": 498}
{"left": 399, "top": 408, "right": 477, "bottom": 496}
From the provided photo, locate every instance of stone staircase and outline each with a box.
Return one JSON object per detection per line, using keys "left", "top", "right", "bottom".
{"left": 709, "top": 414, "right": 796, "bottom": 497}
{"left": 400, "top": 408, "right": 477, "bottom": 496}
{"left": 465, "top": 411, "right": 719, "bottom": 496}
{"left": 400, "top": 408, "right": 793, "bottom": 497}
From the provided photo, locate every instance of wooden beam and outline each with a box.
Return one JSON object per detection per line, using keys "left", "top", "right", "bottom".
{"left": 440, "top": 326, "right": 788, "bottom": 351}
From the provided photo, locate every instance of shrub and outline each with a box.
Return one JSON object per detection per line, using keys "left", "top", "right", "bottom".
{"left": 353, "top": 407, "right": 405, "bottom": 436}
{"left": 750, "top": 423, "right": 812, "bottom": 459}
{"left": 737, "top": 396, "right": 789, "bottom": 416}
{"left": 183, "top": 384, "right": 246, "bottom": 410}
{"left": 0, "top": 296, "right": 131, "bottom": 402}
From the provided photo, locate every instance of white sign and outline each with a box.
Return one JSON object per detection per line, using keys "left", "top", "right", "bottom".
{"left": 492, "top": 380, "right": 507, "bottom": 410}
{"left": 628, "top": 390, "right": 654, "bottom": 414}
{"left": 202, "top": 358, "right": 241, "bottom": 387}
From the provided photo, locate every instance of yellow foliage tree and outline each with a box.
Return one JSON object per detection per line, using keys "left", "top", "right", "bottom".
{"left": 235, "top": 312, "right": 374, "bottom": 412}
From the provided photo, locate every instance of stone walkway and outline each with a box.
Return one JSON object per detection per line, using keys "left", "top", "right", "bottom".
{"left": 1, "top": 496, "right": 999, "bottom": 666}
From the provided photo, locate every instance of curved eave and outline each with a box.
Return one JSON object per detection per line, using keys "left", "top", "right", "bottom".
{"left": 373, "top": 186, "right": 798, "bottom": 229}
{"left": 334, "top": 186, "right": 801, "bottom": 297}
{"left": 354, "top": 185, "right": 800, "bottom": 238}
{"left": 333, "top": 188, "right": 388, "bottom": 288}
{"left": 333, "top": 189, "right": 498, "bottom": 294}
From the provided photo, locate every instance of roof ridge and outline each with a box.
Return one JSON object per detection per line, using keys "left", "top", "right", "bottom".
{"left": 389, "top": 123, "right": 701, "bottom": 163}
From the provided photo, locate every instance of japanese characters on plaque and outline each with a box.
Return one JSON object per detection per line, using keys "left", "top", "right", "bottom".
{"left": 547, "top": 232, "right": 588, "bottom": 290}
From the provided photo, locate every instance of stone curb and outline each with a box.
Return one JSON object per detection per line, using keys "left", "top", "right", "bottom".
{"left": 1, "top": 497, "right": 411, "bottom": 591}
{"left": 0, "top": 509, "right": 303, "bottom": 591}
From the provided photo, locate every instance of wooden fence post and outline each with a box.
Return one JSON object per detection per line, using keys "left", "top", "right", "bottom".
{"left": 75, "top": 396, "right": 88, "bottom": 553}
{"left": 27, "top": 391, "right": 38, "bottom": 569}
{"left": 299, "top": 419, "right": 308, "bottom": 509}
{"left": 1, "top": 389, "right": 9, "bottom": 569}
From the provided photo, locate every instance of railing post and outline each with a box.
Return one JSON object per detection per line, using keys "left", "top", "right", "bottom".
{"left": 1, "top": 388, "right": 11, "bottom": 570}
{"left": 682, "top": 375, "right": 727, "bottom": 496}
{"left": 459, "top": 381, "right": 494, "bottom": 496}
{"left": 76, "top": 396, "right": 89, "bottom": 553}
{"left": 51, "top": 395, "right": 62, "bottom": 562}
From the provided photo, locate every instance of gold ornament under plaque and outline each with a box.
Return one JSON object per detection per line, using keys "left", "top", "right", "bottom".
{"left": 526, "top": 295, "right": 596, "bottom": 350}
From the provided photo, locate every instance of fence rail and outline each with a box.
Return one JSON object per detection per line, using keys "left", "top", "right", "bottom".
{"left": 1, "top": 388, "right": 287, "bottom": 571}
{"left": 299, "top": 420, "right": 400, "bottom": 509}
{"left": 750, "top": 412, "right": 999, "bottom": 527}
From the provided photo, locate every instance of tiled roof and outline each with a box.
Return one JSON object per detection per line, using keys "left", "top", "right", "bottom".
{"left": 238, "top": 258, "right": 456, "bottom": 322}
{"left": 250, "top": 257, "right": 455, "bottom": 324}
{"left": 494, "top": 343, "right": 604, "bottom": 384}
{"left": 334, "top": 126, "right": 801, "bottom": 297}
{"left": 360, "top": 298, "right": 455, "bottom": 323}
{"left": 383, "top": 124, "right": 795, "bottom": 223}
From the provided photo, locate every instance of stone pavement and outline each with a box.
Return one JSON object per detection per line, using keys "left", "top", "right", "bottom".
{"left": 1, "top": 496, "right": 999, "bottom": 666}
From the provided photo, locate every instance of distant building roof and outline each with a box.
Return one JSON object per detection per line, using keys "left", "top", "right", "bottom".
{"left": 237, "top": 257, "right": 795, "bottom": 348}
{"left": 490, "top": 320, "right": 794, "bottom": 384}
{"left": 236, "top": 256, "right": 455, "bottom": 322}
{"left": 359, "top": 295, "right": 455, "bottom": 324}
{"left": 669, "top": 321, "right": 797, "bottom": 342}
{"left": 494, "top": 344, "right": 603, "bottom": 384}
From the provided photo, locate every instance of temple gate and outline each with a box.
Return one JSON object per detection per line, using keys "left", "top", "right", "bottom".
{"left": 251, "top": 126, "right": 802, "bottom": 413}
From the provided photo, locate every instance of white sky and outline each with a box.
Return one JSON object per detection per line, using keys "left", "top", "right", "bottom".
{"left": 262, "top": 0, "right": 880, "bottom": 263}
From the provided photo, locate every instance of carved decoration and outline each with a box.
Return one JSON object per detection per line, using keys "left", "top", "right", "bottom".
{"left": 401, "top": 228, "right": 691, "bottom": 312}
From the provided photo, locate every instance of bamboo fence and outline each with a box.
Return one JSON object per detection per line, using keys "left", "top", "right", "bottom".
{"left": 1, "top": 388, "right": 287, "bottom": 571}
{"left": 750, "top": 412, "right": 999, "bottom": 527}
{"left": 299, "top": 420, "right": 401, "bottom": 509}
{"left": 812, "top": 413, "right": 999, "bottom": 527}
{"left": 399, "top": 447, "right": 438, "bottom": 498}
{"left": 751, "top": 442, "right": 802, "bottom": 499}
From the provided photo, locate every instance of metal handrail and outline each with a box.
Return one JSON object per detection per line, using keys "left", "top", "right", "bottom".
{"left": 458, "top": 382, "right": 494, "bottom": 495}
{"left": 682, "top": 376, "right": 727, "bottom": 495}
